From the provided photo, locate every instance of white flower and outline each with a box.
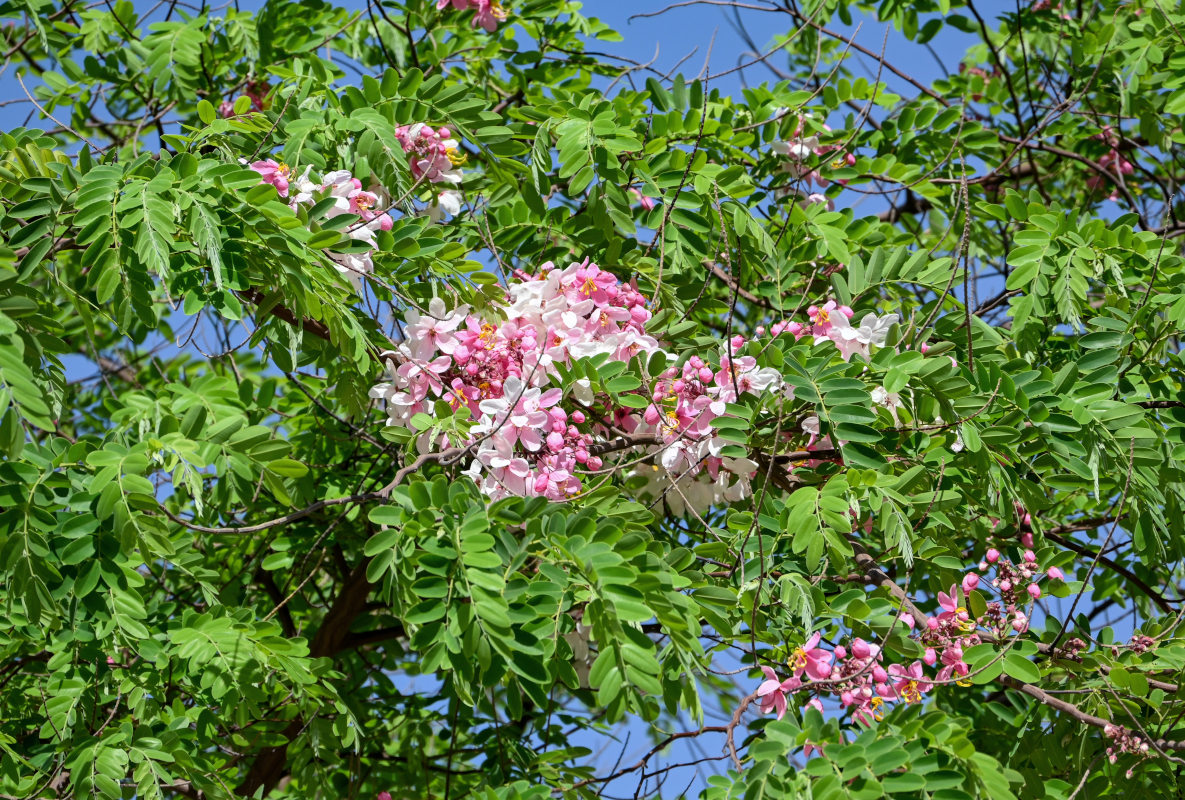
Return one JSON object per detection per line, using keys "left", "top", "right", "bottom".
{"left": 871, "top": 385, "right": 902, "bottom": 424}
{"left": 428, "top": 190, "right": 464, "bottom": 221}
{"left": 572, "top": 378, "right": 594, "bottom": 405}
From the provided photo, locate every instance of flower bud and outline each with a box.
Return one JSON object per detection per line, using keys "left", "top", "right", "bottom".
{"left": 833, "top": 645, "right": 846, "bottom": 660}
{"left": 1046, "top": 566, "right": 1065, "bottom": 580}
{"left": 1019, "top": 532, "right": 1033, "bottom": 548}
{"left": 872, "top": 666, "right": 888, "bottom": 683}
{"left": 985, "top": 548, "right": 1000, "bottom": 564}
{"left": 962, "top": 572, "right": 980, "bottom": 592}
{"left": 851, "top": 639, "right": 871, "bottom": 659}
{"left": 1027, "top": 584, "right": 1042, "bottom": 600}
{"left": 923, "top": 648, "right": 937, "bottom": 666}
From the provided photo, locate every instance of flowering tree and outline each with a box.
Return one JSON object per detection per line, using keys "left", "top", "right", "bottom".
{"left": 3, "top": 0, "right": 1185, "bottom": 797}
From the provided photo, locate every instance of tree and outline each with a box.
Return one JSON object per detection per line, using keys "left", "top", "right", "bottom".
{"left": 2, "top": 0, "right": 1185, "bottom": 797}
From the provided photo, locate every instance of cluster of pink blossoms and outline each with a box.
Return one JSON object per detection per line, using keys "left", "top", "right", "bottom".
{"left": 219, "top": 80, "right": 270, "bottom": 119}
{"left": 1087, "top": 126, "right": 1135, "bottom": 201}
{"left": 370, "top": 260, "right": 784, "bottom": 505}
{"left": 393, "top": 123, "right": 466, "bottom": 219}
{"left": 370, "top": 267, "right": 904, "bottom": 509}
{"left": 770, "top": 112, "right": 855, "bottom": 211}
{"left": 755, "top": 538, "right": 1067, "bottom": 729}
{"left": 758, "top": 632, "right": 939, "bottom": 727}
{"left": 967, "top": 506, "right": 1066, "bottom": 634}
{"left": 1105, "top": 724, "right": 1151, "bottom": 778}
{"left": 436, "top": 0, "right": 507, "bottom": 33}
{"left": 247, "top": 160, "right": 394, "bottom": 290}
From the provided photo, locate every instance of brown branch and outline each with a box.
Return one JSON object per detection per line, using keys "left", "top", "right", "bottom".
{"left": 239, "top": 288, "right": 332, "bottom": 341}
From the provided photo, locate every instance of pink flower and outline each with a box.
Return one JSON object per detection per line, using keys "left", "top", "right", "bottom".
{"left": 248, "top": 159, "right": 291, "bottom": 197}
{"left": 889, "top": 661, "right": 931, "bottom": 703}
{"left": 629, "top": 187, "right": 657, "bottom": 210}
{"left": 1027, "top": 584, "right": 1042, "bottom": 600}
{"left": 378, "top": 793, "right": 392, "bottom": 800}
{"left": 789, "top": 633, "right": 833, "bottom": 680}
{"left": 962, "top": 572, "right": 980, "bottom": 593}
{"left": 756, "top": 666, "right": 798, "bottom": 720}
{"left": 937, "top": 585, "right": 963, "bottom": 620}
{"left": 1047, "top": 566, "right": 1065, "bottom": 580}
{"left": 985, "top": 548, "right": 1000, "bottom": 564}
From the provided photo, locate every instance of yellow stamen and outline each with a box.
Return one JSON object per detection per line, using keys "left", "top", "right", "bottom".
{"left": 580, "top": 277, "right": 598, "bottom": 296}
{"left": 816, "top": 308, "right": 830, "bottom": 323}
{"left": 479, "top": 323, "right": 497, "bottom": 349}
{"left": 446, "top": 147, "right": 468, "bottom": 166}
{"left": 491, "top": 0, "right": 508, "bottom": 19}
{"left": 902, "top": 680, "right": 923, "bottom": 704}
{"left": 869, "top": 696, "right": 884, "bottom": 721}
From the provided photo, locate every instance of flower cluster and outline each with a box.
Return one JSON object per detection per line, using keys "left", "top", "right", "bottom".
{"left": 1105, "top": 724, "right": 1150, "bottom": 778}
{"left": 770, "top": 112, "right": 855, "bottom": 210}
{"left": 394, "top": 122, "right": 466, "bottom": 219}
{"left": 757, "top": 631, "right": 939, "bottom": 728}
{"left": 966, "top": 513, "right": 1065, "bottom": 635}
{"left": 219, "top": 80, "right": 270, "bottom": 118}
{"left": 370, "top": 268, "right": 903, "bottom": 509}
{"left": 371, "top": 261, "right": 793, "bottom": 505}
{"left": 753, "top": 543, "right": 1065, "bottom": 729}
{"left": 247, "top": 160, "right": 393, "bottom": 290}
{"left": 436, "top": 0, "right": 507, "bottom": 33}
{"left": 1087, "top": 126, "right": 1134, "bottom": 201}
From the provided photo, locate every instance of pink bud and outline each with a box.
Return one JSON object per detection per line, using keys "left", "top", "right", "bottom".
{"left": 923, "top": 647, "right": 937, "bottom": 666}
{"left": 1020, "top": 532, "right": 1033, "bottom": 548}
{"left": 840, "top": 690, "right": 854, "bottom": 706}
{"left": 962, "top": 572, "right": 980, "bottom": 592}
{"left": 533, "top": 474, "right": 549, "bottom": 493}
{"left": 927, "top": 617, "right": 940, "bottom": 631}
{"left": 587, "top": 456, "right": 602, "bottom": 470}
{"left": 985, "top": 548, "right": 1000, "bottom": 564}
{"left": 571, "top": 411, "right": 585, "bottom": 424}
{"left": 1047, "top": 566, "right": 1065, "bottom": 580}
{"left": 755, "top": 326, "right": 766, "bottom": 336}
{"left": 1000, "top": 580, "right": 1012, "bottom": 592}
{"left": 920, "top": 342, "right": 930, "bottom": 354}
{"left": 872, "top": 666, "right": 888, "bottom": 682}
{"left": 851, "top": 639, "right": 871, "bottom": 659}
{"left": 1023, "top": 549, "right": 1036, "bottom": 563}
{"left": 833, "top": 645, "right": 846, "bottom": 660}
{"left": 1027, "top": 584, "right": 1041, "bottom": 600}
{"left": 378, "top": 793, "right": 392, "bottom": 800}
{"left": 546, "top": 432, "right": 564, "bottom": 450}
{"left": 690, "top": 356, "right": 704, "bottom": 369}
{"left": 1012, "top": 617, "right": 1028, "bottom": 633}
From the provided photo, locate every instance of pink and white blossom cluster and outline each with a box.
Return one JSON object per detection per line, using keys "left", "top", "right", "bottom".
{"left": 770, "top": 112, "right": 855, "bottom": 210}
{"left": 436, "top": 0, "right": 507, "bottom": 32}
{"left": 247, "top": 160, "right": 394, "bottom": 290}
{"left": 394, "top": 123, "right": 466, "bottom": 219}
{"left": 371, "top": 260, "right": 790, "bottom": 505}
{"left": 370, "top": 278, "right": 904, "bottom": 509}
